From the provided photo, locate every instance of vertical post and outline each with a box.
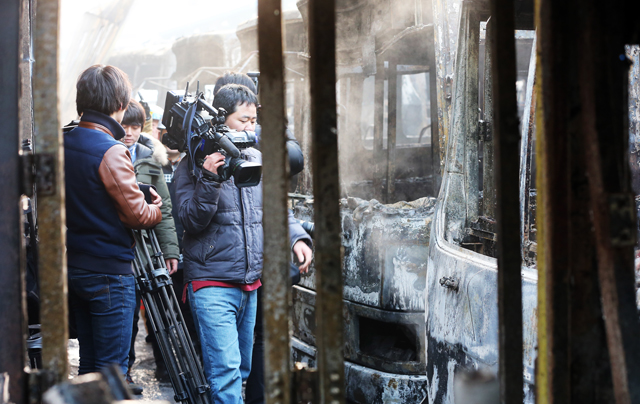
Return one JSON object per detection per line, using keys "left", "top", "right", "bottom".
{"left": 386, "top": 62, "right": 397, "bottom": 203}
{"left": 372, "top": 54, "right": 385, "bottom": 201}
{"left": 578, "top": 1, "right": 640, "bottom": 402}
{"left": 33, "top": 0, "right": 68, "bottom": 384}
{"left": 0, "top": 0, "right": 27, "bottom": 402}
{"left": 257, "top": 1, "right": 291, "bottom": 404}
{"left": 21, "top": 0, "right": 34, "bottom": 148}
{"left": 488, "top": 1, "right": 523, "bottom": 403}
{"left": 427, "top": 33, "right": 441, "bottom": 195}
{"left": 482, "top": 22, "right": 495, "bottom": 219}
{"left": 308, "top": 0, "right": 345, "bottom": 402}
{"left": 534, "top": 0, "right": 571, "bottom": 402}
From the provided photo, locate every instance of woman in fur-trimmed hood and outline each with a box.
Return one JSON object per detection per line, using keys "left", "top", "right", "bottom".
{"left": 121, "top": 99, "right": 179, "bottom": 267}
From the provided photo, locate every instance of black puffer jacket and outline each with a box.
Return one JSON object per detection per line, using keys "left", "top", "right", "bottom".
{"left": 174, "top": 148, "right": 311, "bottom": 284}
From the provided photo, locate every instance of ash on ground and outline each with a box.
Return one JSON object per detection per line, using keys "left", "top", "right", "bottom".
{"left": 68, "top": 317, "right": 177, "bottom": 403}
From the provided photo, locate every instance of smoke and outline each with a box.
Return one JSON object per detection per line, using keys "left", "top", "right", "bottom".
{"left": 290, "top": 0, "right": 437, "bottom": 202}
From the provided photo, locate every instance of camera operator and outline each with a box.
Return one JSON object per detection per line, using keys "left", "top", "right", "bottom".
{"left": 213, "top": 72, "right": 309, "bottom": 404}
{"left": 174, "top": 84, "right": 312, "bottom": 403}
{"left": 65, "top": 65, "right": 162, "bottom": 381}
{"left": 213, "top": 72, "right": 304, "bottom": 177}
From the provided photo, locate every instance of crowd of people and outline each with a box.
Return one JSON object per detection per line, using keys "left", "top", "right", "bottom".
{"left": 65, "top": 64, "right": 313, "bottom": 403}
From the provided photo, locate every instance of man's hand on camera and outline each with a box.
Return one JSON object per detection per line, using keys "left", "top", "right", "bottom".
{"left": 203, "top": 153, "right": 226, "bottom": 173}
{"left": 149, "top": 187, "right": 162, "bottom": 207}
{"left": 293, "top": 240, "right": 313, "bottom": 273}
{"left": 166, "top": 258, "right": 178, "bottom": 275}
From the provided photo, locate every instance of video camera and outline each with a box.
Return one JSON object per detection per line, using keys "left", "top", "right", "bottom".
{"left": 161, "top": 85, "right": 262, "bottom": 188}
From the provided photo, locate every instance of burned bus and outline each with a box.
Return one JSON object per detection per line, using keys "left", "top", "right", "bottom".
{"left": 287, "top": 0, "right": 540, "bottom": 402}
{"left": 287, "top": 0, "right": 440, "bottom": 402}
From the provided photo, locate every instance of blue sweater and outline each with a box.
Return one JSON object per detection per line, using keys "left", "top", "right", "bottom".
{"left": 65, "top": 110, "right": 134, "bottom": 274}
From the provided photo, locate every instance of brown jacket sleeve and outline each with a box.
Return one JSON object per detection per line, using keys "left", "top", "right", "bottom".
{"left": 99, "top": 144, "right": 162, "bottom": 229}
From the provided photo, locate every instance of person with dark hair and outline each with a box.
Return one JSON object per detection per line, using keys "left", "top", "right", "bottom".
{"left": 213, "top": 72, "right": 257, "bottom": 96}
{"left": 65, "top": 65, "right": 162, "bottom": 383}
{"left": 121, "top": 100, "right": 179, "bottom": 393}
{"left": 214, "top": 73, "right": 309, "bottom": 404}
{"left": 174, "top": 84, "right": 313, "bottom": 403}
{"left": 213, "top": 72, "right": 304, "bottom": 177}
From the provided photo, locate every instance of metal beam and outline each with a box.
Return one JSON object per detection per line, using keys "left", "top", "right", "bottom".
{"left": 0, "top": 0, "right": 27, "bottom": 401}
{"left": 482, "top": 22, "right": 495, "bottom": 219}
{"left": 534, "top": 0, "right": 573, "bottom": 401}
{"left": 427, "top": 27, "right": 441, "bottom": 196}
{"left": 487, "top": 1, "right": 523, "bottom": 402}
{"left": 372, "top": 53, "right": 385, "bottom": 201}
{"left": 386, "top": 62, "right": 397, "bottom": 203}
{"left": 257, "top": 1, "right": 291, "bottom": 403}
{"left": 308, "top": 0, "right": 345, "bottom": 402}
{"left": 578, "top": 2, "right": 640, "bottom": 402}
{"left": 33, "top": 0, "right": 68, "bottom": 385}
{"left": 535, "top": 0, "right": 640, "bottom": 403}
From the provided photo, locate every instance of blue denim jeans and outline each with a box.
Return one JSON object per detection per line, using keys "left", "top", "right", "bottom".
{"left": 68, "top": 266, "right": 136, "bottom": 375}
{"left": 188, "top": 284, "right": 257, "bottom": 404}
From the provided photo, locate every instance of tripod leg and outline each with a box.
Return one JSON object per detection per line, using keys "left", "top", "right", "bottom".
{"left": 132, "top": 229, "right": 211, "bottom": 404}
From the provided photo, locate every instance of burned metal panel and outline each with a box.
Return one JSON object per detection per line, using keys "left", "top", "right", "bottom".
{"left": 294, "top": 197, "right": 435, "bottom": 310}
{"left": 440, "top": 1, "right": 486, "bottom": 244}
{"left": 292, "top": 286, "right": 318, "bottom": 347}
{"left": 519, "top": 36, "right": 537, "bottom": 268}
{"left": 291, "top": 339, "right": 429, "bottom": 404}
{"left": 343, "top": 362, "right": 428, "bottom": 404}
{"left": 425, "top": 208, "right": 538, "bottom": 403}
{"left": 293, "top": 286, "right": 427, "bottom": 375}
{"left": 628, "top": 45, "right": 640, "bottom": 197}
{"left": 431, "top": 0, "right": 463, "bottom": 163}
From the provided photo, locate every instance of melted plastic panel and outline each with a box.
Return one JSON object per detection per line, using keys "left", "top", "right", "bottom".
{"left": 294, "top": 196, "right": 436, "bottom": 310}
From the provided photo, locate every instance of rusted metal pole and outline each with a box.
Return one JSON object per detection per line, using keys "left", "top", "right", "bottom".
{"left": 21, "top": 0, "right": 34, "bottom": 149}
{"left": 386, "top": 61, "right": 397, "bottom": 204}
{"left": 257, "top": 1, "right": 291, "bottom": 403}
{"left": 579, "top": 2, "right": 640, "bottom": 403}
{"left": 372, "top": 54, "right": 385, "bottom": 201}
{"left": 534, "top": 0, "right": 572, "bottom": 401}
{"left": 308, "top": 0, "right": 345, "bottom": 402}
{"left": 33, "top": 0, "right": 68, "bottom": 385}
{"left": 487, "top": 0, "right": 523, "bottom": 401}
{"left": 0, "top": 0, "right": 27, "bottom": 402}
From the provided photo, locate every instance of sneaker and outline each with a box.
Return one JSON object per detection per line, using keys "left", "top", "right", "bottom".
{"left": 125, "top": 372, "right": 143, "bottom": 395}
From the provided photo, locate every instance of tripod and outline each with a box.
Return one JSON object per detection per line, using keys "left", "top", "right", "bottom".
{"left": 132, "top": 228, "right": 210, "bottom": 404}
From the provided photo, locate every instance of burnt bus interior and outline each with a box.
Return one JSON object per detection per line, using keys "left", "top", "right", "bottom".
{"left": 3, "top": 0, "right": 640, "bottom": 403}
